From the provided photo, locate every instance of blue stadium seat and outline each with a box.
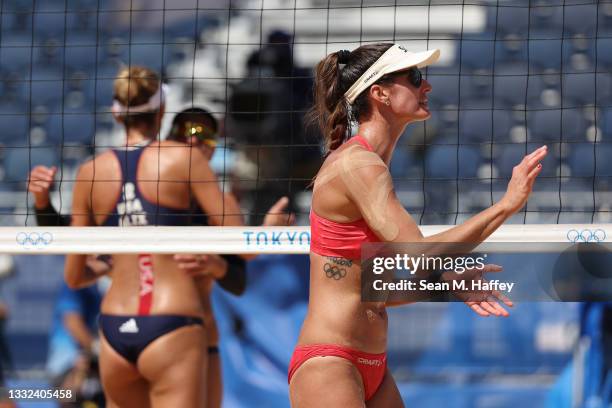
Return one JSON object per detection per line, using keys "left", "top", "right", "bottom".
{"left": 65, "top": 31, "right": 97, "bottom": 47}
{"left": 427, "top": 71, "right": 459, "bottom": 107}
{"left": 67, "top": 0, "right": 99, "bottom": 10}
{"left": 64, "top": 83, "right": 95, "bottom": 113}
{"left": 35, "top": 39, "right": 64, "bottom": 68}
{"left": 0, "top": 32, "right": 32, "bottom": 48}
{"left": 46, "top": 111, "right": 95, "bottom": 145}
{"left": 598, "top": 3, "right": 612, "bottom": 35}
{"left": 31, "top": 64, "right": 63, "bottom": 81}
{"left": 128, "top": 41, "right": 164, "bottom": 74}
{"left": 601, "top": 108, "right": 612, "bottom": 141}
{"left": 162, "top": 41, "right": 196, "bottom": 67}
{"left": 459, "top": 38, "right": 495, "bottom": 71}
{"left": 0, "top": 43, "right": 32, "bottom": 73}
{"left": 30, "top": 67, "right": 64, "bottom": 106}
{"left": 594, "top": 38, "right": 612, "bottom": 68}
{"left": 34, "top": 0, "right": 66, "bottom": 12}
{"left": 33, "top": 11, "right": 66, "bottom": 41}
{"left": 564, "top": 4, "right": 598, "bottom": 37}
{"left": 390, "top": 145, "right": 416, "bottom": 178}
{"left": 91, "top": 63, "right": 121, "bottom": 110}
{"left": 489, "top": 3, "right": 530, "bottom": 36}
{"left": 528, "top": 108, "right": 585, "bottom": 142}
{"left": 164, "top": 9, "right": 200, "bottom": 39}
{"left": 1, "top": 9, "right": 38, "bottom": 34}
{"left": 424, "top": 144, "right": 481, "bottom": 179}
{"left": 530, "top": 2, "right": 563, "bottom": 31}
{"left": 0, "top": 107, "right": 29, "bottom": 144}
{"left": 569, "top": 143, "right": 612, "bottom": 183}
{"left": 495, "top": 144, "right": 522, "bottom": 179}
{"left": 460, "top": 75, "right": 493, "bottom": 109}
{"left": 64, "top": 45, "right": 97, "bottom": 70}
{"left": 494, "top": 37, "right": 528, "bottom": 64}
{"left": 529, "top": 39, "right": 563, "bottom": 72}
{"left": 529, "top": 3, "right": 597, "bottom": 38}
{"left": 562, "top": 73, "right": 612, "bottom": 108}
{"left": 4, "top": 145, "right": 59, "bottom": 184}
{"left": 459, "top": 109, "right": 513, "bottom": 143}
{"left": 66, "top": 10, "right": 96, "bottom": 33}
{"left": 494, "top": 65, "right": 529, "bottom": 108}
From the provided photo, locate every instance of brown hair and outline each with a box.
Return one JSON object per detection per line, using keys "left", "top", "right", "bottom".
{"left": 307, "top": 43, "right": 394, "bottom": 153}
{"left": 113, "top": 66, "right": 161, "bottom": 128}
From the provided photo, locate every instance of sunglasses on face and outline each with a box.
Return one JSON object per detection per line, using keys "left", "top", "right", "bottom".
{"left": 405, "top": 68, "right": 423, "bottom": 88}
{"left": 175, "top": 121, "right": 218, "bottom": 147}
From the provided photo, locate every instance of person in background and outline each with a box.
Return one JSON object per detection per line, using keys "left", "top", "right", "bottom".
{"left": 46, "top": 280, "right": 106, "bottom": 407}
{"left": 62, "top": 65, "right": 291, "bottom": 407}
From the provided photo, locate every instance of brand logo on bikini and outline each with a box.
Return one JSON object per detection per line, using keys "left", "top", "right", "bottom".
{"left": 119, "top": 318, "right": 139, "bottom": 333}
{"left": 357, "top": 357, "right": 383, "bottom": 366}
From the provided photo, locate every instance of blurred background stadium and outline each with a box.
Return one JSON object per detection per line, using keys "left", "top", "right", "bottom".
{"left": 0, "top": 0, "right": 610, "bottom": 406}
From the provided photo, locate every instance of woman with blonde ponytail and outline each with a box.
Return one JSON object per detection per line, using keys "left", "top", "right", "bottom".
{"left": 64, "top": 66, "right": 244, "bottom": 408}
{"left": 289, "top": 44, "right": 547, "bottom": 407}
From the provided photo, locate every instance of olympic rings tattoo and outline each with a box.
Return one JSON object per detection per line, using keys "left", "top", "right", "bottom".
{"left": 324, "top": 263, "right": 347, "bottom": 280}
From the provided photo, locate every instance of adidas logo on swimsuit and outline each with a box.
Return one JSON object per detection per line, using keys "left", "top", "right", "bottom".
{"left": 119, "top": 318, "right": 139, "bottom": 333}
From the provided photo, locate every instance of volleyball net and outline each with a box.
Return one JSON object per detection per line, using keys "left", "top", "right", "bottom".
{"left": 0, "top": 0, "right": 611, "bottom": 252}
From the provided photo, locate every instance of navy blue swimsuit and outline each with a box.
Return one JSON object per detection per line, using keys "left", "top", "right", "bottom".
{"left": 98, "top": 145, "right": 204, "bottom": 365}
{"left": 101, "top": 146, "right": 193, "bottom": 227}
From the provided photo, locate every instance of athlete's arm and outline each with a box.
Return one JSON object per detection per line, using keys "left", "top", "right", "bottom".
{"left": 28, "top": 165, "right": 71, "bottom": 226}
{"left": 64, "top": 312, "right": 96, "bottom": 352}
{"left": 347, "top": 147, "right": 545, "bottom": 312}
{"left": 217, "top": 255, "right": 246, "bottom": 295}
{"left": 64, "top": 161, "right": 102, "bottom": 289}
{"left": 349, "top": 146, "right": 547, "bottom": 246}
{"left": 173, "top": 253, "right": 246, "bottom": 295}
{"left": 189, "top": 148, "right": 244, "bottom": 227}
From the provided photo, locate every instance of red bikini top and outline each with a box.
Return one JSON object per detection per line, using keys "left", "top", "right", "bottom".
{"left": 310, "top": 135, "right": 380, "bottom": 260}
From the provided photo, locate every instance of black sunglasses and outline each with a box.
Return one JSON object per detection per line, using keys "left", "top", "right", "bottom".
{"left": 405, "top": 68, "right": 423, "bottom": 88}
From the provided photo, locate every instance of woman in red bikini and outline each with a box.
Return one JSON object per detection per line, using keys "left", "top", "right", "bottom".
{"left": 288, "top": 43, "right": 548, "bottom": 407}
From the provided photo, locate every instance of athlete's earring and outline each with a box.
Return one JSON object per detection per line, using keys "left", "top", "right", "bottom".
{"left": 384, "top": 99, "right": 390, "bottom": 106}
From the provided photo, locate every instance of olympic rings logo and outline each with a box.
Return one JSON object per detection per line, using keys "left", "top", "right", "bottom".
{"left": 15, "top": 232, "right": 54, "bottom": 249}
{"left": 566, "top": 229, "right": 606, "bottom": 243}
{"left": 324, "top": 263, "right": 347, "bottom": 280}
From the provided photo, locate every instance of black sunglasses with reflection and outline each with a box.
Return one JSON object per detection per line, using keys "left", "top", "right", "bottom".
{"left": 382, "top": 67, "right": 423, "bottom": 88}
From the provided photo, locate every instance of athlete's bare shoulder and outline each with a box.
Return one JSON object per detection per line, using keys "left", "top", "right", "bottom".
{"left": 315, "top": 141, "right": 387, "bottom": 190}
{"left": 149, "top": 140, "right": 208, "bottom": 161}
{"left": 75, "top": 150, "right": 117, "bottom": 180}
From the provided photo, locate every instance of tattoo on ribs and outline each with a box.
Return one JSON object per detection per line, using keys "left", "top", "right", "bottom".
{"left": 325, "top": 257, "right": 353, "bottom": 267}
{"left": 323, "top": 262, "right": 347, "bottom": 280}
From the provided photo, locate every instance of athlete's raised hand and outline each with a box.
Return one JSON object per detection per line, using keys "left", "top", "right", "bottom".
{"left": 262, "top": 196, "right": 295, "bottom": 226}
{"left": 501, "top": 145, "right": 547, "bottom": 215}
{"left": 27, "top": 165, "right": 57, "bottom": 209}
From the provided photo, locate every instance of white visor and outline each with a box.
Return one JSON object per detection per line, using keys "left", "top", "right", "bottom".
{"left": 112, "top": 83, "right": 169, "bottom": 115}
{"left": 344, "top": 45, "right": 440, "bottom": 104}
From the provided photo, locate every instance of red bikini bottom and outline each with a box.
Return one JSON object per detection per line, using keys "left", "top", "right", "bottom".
{"left": 288, "top": 344, "right": 387, "bottom": 401}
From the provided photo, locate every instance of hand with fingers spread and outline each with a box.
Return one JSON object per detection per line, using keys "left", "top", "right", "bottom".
{"left": 501, "top": 145, "right": 548, "bottom": 214}
{"left": 173, "top": 254, "right": 228, "bottom": 280}
{"left": 262, "top": 196, "right": 295, "bottom": 226}
{"left": 442, "top": 264, "right": 513, "bottom": 317}
{"left": 27, "top": 165, "right": 57, "bottom": 209}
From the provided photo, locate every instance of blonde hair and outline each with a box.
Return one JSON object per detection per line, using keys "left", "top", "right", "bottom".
{"left": 113, "top": 66, "right": 160, "bottom": 108}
